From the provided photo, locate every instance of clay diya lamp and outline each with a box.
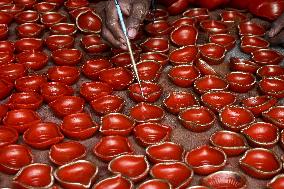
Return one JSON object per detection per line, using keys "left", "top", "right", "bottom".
{"left": 195, "top": 58, "right": 220, "bottom": 76}
{"left": 0, "top": 11, "right": 13, "bottom": 25}
{"left": 110, "top": 52, "right": 139, "bottom": 68}
{"left": 141, "top": 37, "right": 169, "bottom": 53}
{"left": 15, "top": 75, "right": 47, "bottom": 93}
{"left": 201, "top": 91, "right": 237, "bottom": 113}
{"left": 263, "top": 106, "right": 284, "bottom": 129}
{"left": 14, "top": 0, "right": 37, "bottom": 9}
{"left": 170, "top": 17, "right": 196, "bottom": 28}
{"left": 54, "top": 160, "right": 98, "bottom": 189}
{"left": 0, "top": 40, "right": 14, "bottom": 53}
{"left": 92, "top": 175, "right": 134, "bottom": 189}
{"left": 0, "top": 104, "right": 8, "bottom": 123}
{"left": 170, "top": 25, "right": 198, "bottom": 46}
{"left": 15, "top": 38, "right": 43, "bottom": 52}
{"left": 0, "top": 4, "right": 25, "bottom": 16}
{"left": 0, "top": 51, "right": 14, "bottom": 65}
{"left": 76, "top": 10, "right": 102, "bottom": 33}
{"left": 239, "top": 148, "right": 282, "bottom": 179}
{"left": 240, "top": 36, "right": 270, "bottom": 54}
{"left": 50, "top": 23, "right": 77, "bottom": 35}
{"left": 257, "top": 65, "right": 284, "bottom": 78}
{"left": 93, "top": 135, "right": 134, "bottom": 162}
{"left": 130, "top": 102, "right": 164, "bottom": 123}
{"left": 150, "top": 162, "right": 194, "bottom": 189}
{"left": 219, "top": 105, "right": 255, "bottom": 132}
{"left": 168, "top": 65, "right": 201, "bottom": 88}
{"left": 229, "top": 57, "right": 259, "bottom": 74}
{"left": 80, "top": 34, "right": 109, "bottom": 54}
{"left": 200, "top": 20, "right": 228, "bottom": 34}
{"left": 33, "top": 2, "right": 58, "bottom": 13}
{"left": 90, "top": 95, "right": 124, "bottom": 115}
{"left": 3, "top": 109, "right": 41, "bottom": 133}
{"left": 0, "top": 144, "right": 33, "bottom": 174}
{"left": 133, "top": 122, "right": 172, "bottom": 147}
{"left": 163, "top": 91, "right": 199, "bottom": 114}
{"left": 193, "top": 75, "right": 229, "bottom": 94}
{"left": 137, "top": 179, "right": 173, "bottom": 189}
{"left": 210, "top": 130, "right": 249, "bottom": 156}
{"left": 80, "top": 81, "right": 113, "bottom": 101}
{"left": 51, "top": 48, "right": 82, "bottom": 66}
{"left": 98, "top": 67, "right": 134, "bottom": 90}
{"left": 40, "top": 82, "right": 74, "bottom": 103}
{"left": 238, "top": 21, "right": 266, "bottom": 36}
{"left": 0, "top": 127, "right": 18, "bottom": 147}
{"left": 49, "top": 141, "right": 87, "bottom": 166}
{"left": 64, "top": 0, "right": 89, "bottom": 10}
{"left": 23, "top": 122, "right": 64, "bottom": 149}
{"left": 199, "top": 43, "right": 226, "bottom": 65}
{"left": 128, "top": 82, "right": 162, "bottom": 103}
{"left": 49, "top": 96, "right": 85, "bottom": 118}
{"left": 16, "top": 50, "right": 49, "bottom": 71}
{"left": 140, "top": 52, "right": 169, "bottom": 67}
{"left": 241, "top": 95, "right": 277, "bottom": 117}
{"left": 82, "top": 58, "right": 112, "bottom": 80}
{"left": 108, "top": 155, "right": 150, "bottom": 182}
{"left": 145, "top": 8, "right": 169, "bottom": 21}
{"left": 16, "top": 23, "right": 45, "bottom": 38}
{"left": 7, "top": 92, "right": 43, "bottom": 110}
{"left": 146, "top": 142, "right": 184, "bottom": 163}
{"left": 169, "top": 45, "right": 199, "bottom": 65}
{"left": 220, "top": 10, "right": 248, "bottom": 24}
{"left": 100, "top": 113, "right": 135, "bottom": 136}
{"left": 179, "top": 106, "right": 216, "bottom": 132}
{"left": 0, "top": 79, "right": 13, "bottom": 100}
{"left": 0, "top": 24, "right": 8, "bottom": 40}
{"left": 185, "top": 145, "right": 227, "bottom": 175}
{"left": 14, "top": 10, "right": 39, "bottom": 24}
{"left": 226, "top": 71, "right": 256, "bottom": 93}
{"left": 183, "top": 8, "right": 210, "bottom": 21}
{"left": 200, "top": 171, "right": 247, "bottom": 189}
{"left": 136, "top": 60, "right": 162, "bottom": 82}
{"left": 45, "top": 0, "right": 64, "bottom": 5}
{"left": 251, "top": 49, "right": 283, "bottom": 66}
{"left": 144, "top": 20, "right": 172, "bottom": 36}
{"left": 40, "top": 12, "right": 67, "bottom": 28}
{"left": 60, "top": 112, "right": 98, "bottom": 140}
{"left": 267, "top": 174, "right": 284, "bottom": 189}
{"left": 45, "top": 35, "right": 75, "bottom": 51}
{"left": 209, "top": 33, "right": 236, "bottom": 50}
{"left": 47, "top": 66, "right": 80, "bottom": 85}
{"left": 0, "top": 63, "right": 27, "bottom": 82}
{"left": 0, "top": 0, "right": 13, "bottom": 6}
{"left": 12, "top": 163, "right": 54, "bottom": 189}
{"left": 241, "top": 122, "right": 279, "bottom": 148}
{"left": 258, "top": 77, "right": 284, "bottom": 98}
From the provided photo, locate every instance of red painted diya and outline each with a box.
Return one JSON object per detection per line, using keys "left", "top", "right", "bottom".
{"left": 16, "top": 23, "right": 45, "bottom": 38}
{"left": 238, "top": 21, "right": 266, "bottom": 36}
{"left": 49, "top": 141, "right": 87, "bottom": 166}
{"left": 14, "top": 10, "right": 39, "bottom": 24}
{"left": 90, "top": 95, "right": 124, "bottom": 115}
{"left": 100, "top": 113, "right": 135, "bottom": 136}
{"left": 145, "top": 8, "right": 169, "bottom": 21}
{"left": 263, "top": 106, "right": 284, "bottom": 129}
{"left": 210, "top": 130, "right": 249, "bottom": 156}
{"left": 201, "top": 91, "right": 237, "bottom": 113}
{"left": 241, "top": 95, "right": 277, "bottom": 117}
{"left": 110, "top": 52, "right": 139, "bottom": 68}
{"left": 98, "top": 67, "right": 134, "bottom": 90}
{"left": 0, "top": 24, "right": 8, "bottom": 40}
{"left": 140, "top": 52, "right": 169, "bottom": 67}
{"left": 47, "top": 66, "right": 80, "bottom": 85}
{"left": 128, "top": 82, "right": 162, "bottom": 103}
{"left": 169, "top": 45, "right": 199, "bottom": 65}
{"left": 0, "top": 104, "right": 8, "bottom": 123}
{"left": 76, "top": 10, "right": 102, "bottom": 33}
{"left": 194, "top": 75, "right": 229, "bottom": 94}
{"left": 146, "top": 142, "right": 184, "bottom": 163}
{"left": 229, "top": 57, "right": 259, "bottom": 74}
{"left": 137, "top": 60, "right": 162, "bottom": 82}
{"left": 48, "top": 96, "right": 85, "bottom": 118}
{"left": 252, "top": 49, "right": 283, "bottom": 65}
{"left": 40, "top": 12, "right": 67, "bottom": 28}
{"left": 0, "top": 79, "right": 13, "bottom": 100}
{"left": 54, "top": 160, "right": 98, "bottom": 189}
{"left": 170, "top": 17, "right": 195, "bottom": 28}
{"left": 33, "top": 2, "right": 58, "bottom": 13}
{"left": 0, "top": 40, "right": 14, "bottom": 52}
{"left": 195, "top": 58, "right": 219, "bottom": 76}
{"left": 168, "top": 65, "right": 201, "bottom": 88}
{"left": 45, "top": 35, "right": 75, "bottom": 51}
{"left": 133, "top": 122, "right": 172, "bottom": 147}
{"left": 52, "top": 48, "right": 82, "bottom": 66}
{"left": 108, "top": 155, "right": 150, "bottom": 182}
{"left": 0, "top": 126, "right": 18, "bottom": 147}
{"left": 137, "top": 179, "right": 172, "bottom": 189}
{"left": 0, "top": 51, "right": 14, "bottom": 65}
{"left": 179, "top": 106, "right": 216, "bottom": 132}
{"left": 170, "top": 25, "right": 198, "bottom": 46}
{"left": 141, "top": 37, "right": 169, "bottom": 53}
{"left": 92, "top": 175, "right": 134, "bottom": 189}
{"left": 12, "top": 163, "right": 54, "bottom": 189}
{"left": 14, "top": 0, "right": 37, "bottom": 9}
{"left": 64, "top": 0, "right": 89, "bottom": 10}
{"left": 0, "top": 63, "right": 27, "bottom": 82}
{"left": 220, "top": 10, "right": 248, "bottom": 24}
{"left": 7, "top": 92, "right": 43, "bottom": 110}
{"left": 0, "top": 4, "right": 25, "bottom": 16}
{"left": 0, "top": 11, "right": 13, "bottom": 25}
{"left": 82, "top": 58, "right": 112, "bottom": 80}
{"left": 144, "top": 20, "right": 172, "bottom": 36}
{"left": 150, "top": 162, "right": 194, "bottom": 189}
{"left": 3, "top": 109, "right": 41, "bottom": 133}
{"left": 23, "top": 122, "right": 64, "bottom": 149}
{"left": 80, "top": 34, "right": 109, "bottom": 54}
{"left": 183, "top": 8, "right": 210, "bottom": 21}
{"left": 130, "top": 102, "right": 165, "bottom": 123}
{"left": 40, "top": 82, "right": 74, "bottom": 103}
{"left": 200, "top": 171, "right": 247, "bottom": 189}
{"left": 200, "top": 20, "right": 228, "bottom": 34}
{"left": 80, "top": 81, "right": 113, "bottom": 101}
{"left": 50, "top": 23, "right": 77, "bottom": 35}
{"left": 60, "top": 112, "right": 98, "bottom": 140}
{"left": 267, "top": 174, "right": 284, "bottom": 189}
{"left": 68, "top": 6, "right": 91, "bottom": 20}
{"left": 209, "top": 34, "right": 236, "bottom": 50}
{"left": 16, "top": 50, "right": 48, "bottom": 71}
{"left": 239, "top": 148, "right": 282, "bottom": 179}
{"left": 199, "top": 43, "right": 226, "bottom": 65}
{"left": 241, "top": 122, "right": 279, "bottom": 148}
{"left": 93, "top": 135, "right": 134, "bottom": 162}
{"left": 15, "top": 75, "right": 47, "bottom": 93}
{"left": 258, "top": 77, "right": 284, "bottom": 98}
{"left": 240, "top": 36, "right": 270, "bottom": 54}
{"left": 257, "top": 65, "right": 284, "bottom": 78}
{"left": 163, "top": 91, "right": 199, "bottom": 114}
{"left": 15, "top": 38, "right": 43, "bottom": 52}
{"left": 226, "top": 71, "right": 256, "bottom": 93}
{"left": 219, "top": 105, "right": 255, "bottom": 132}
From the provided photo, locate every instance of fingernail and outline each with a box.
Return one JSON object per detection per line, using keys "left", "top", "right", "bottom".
{"left": 120, "top": 43, "right": 127, "bottom": 50}
{"left": 128, "top": 28, "right": 137, "bottom": 38}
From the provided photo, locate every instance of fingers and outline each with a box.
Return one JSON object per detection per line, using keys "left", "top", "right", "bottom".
{"left": 267, "top": 13, "right": 284, "bottom": 38}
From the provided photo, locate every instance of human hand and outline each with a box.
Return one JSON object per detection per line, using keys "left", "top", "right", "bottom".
{"left": 267, "top": 12, "right": 284, "bottom": 45}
